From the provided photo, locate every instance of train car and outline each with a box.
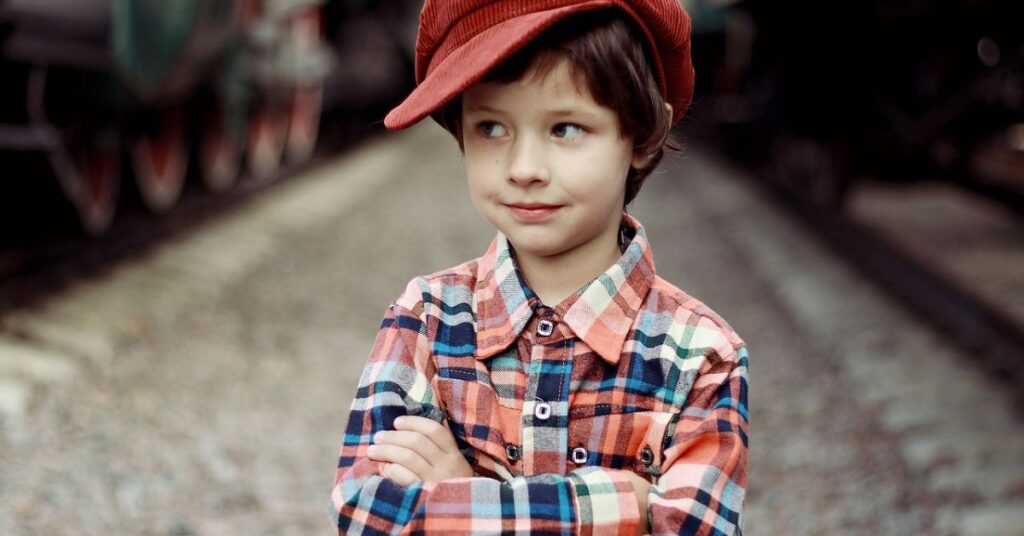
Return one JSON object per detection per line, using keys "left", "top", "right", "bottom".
{"left": 688, "top": 0, "right": 1024, "bottom": 210}
{"left": 320, "top": 0, "right": 418, "bottom": 140}
{"left": 0, "top": 0, "right": 333, "bottom": 235}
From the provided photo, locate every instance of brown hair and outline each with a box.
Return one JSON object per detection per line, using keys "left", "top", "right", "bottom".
{"left": 436, "top": 9, "right": 678, "bottom": 205}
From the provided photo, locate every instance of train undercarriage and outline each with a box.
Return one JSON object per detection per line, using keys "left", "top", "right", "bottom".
{"left": 0, "top": 0, "right": 334, "bottom": 235}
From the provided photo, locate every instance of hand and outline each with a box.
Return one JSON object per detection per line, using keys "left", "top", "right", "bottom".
{"left": 623, "top": 471, "right": 651, "bottom": 535}
{"left": 366, "top": 415, "right": 473, "bottom": 486}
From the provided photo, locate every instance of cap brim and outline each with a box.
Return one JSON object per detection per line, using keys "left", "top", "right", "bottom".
{"left": 384, "top": 1, "right": 615, "bottom": 131}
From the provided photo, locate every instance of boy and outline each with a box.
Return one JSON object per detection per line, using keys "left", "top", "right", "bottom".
{"left": 330, "top": 1, "right": 748, "bottom": 534}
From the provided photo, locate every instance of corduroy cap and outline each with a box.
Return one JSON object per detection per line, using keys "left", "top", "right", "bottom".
{"left": 384, "top": 0, "right": 694, "bottom": 131}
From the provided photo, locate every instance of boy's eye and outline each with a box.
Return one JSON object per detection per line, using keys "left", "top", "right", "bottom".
{"left": 478, "top": 121, "right": 507, "bottom": 138}
{"left": 552, "top": 123, "right": 585, "bottom": 140}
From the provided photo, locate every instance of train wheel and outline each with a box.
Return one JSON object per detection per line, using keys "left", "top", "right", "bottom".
{"left": 200, "top": 107, "right": 243, "bottom": 192}
{"left": 246, "top": 107, "right": 287, "bottom": 181}
{"left": 286, "top": 85, "right": 323, "bottom": 164}
{"left": 51, "top": 142, "right": 121, "bottom": 236}
{"left": 132, "top": 108, "right": 189, "bottom": 213}
{"left": 285, "top": 7, "right": 324, "bottom": 164}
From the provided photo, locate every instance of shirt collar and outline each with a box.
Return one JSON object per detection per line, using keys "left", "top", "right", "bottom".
{"left": 472, "top": 214, "right": 656, "bottom": 364}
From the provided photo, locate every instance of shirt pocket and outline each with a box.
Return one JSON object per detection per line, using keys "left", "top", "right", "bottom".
{"left": 567, "top": 405, "right": 674, "bottom": 478}
{"left": 433, "top": 359, "right": 520, "bottom": 473}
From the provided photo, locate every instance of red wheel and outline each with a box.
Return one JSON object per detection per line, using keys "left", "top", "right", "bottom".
{"left": 200, "top": 106, "right": 243, "bottom": 192}
{"left": 286, "top": 84, "right": 323, "bottom": 164}
{"left": 285, "top": 7, "right": 324, "bottom": 164}
{"left": 131, "top": 108, "right": 189, "bottom": 213}
{"left": 246, "top": 107, "right": 288, "bottom": 181}
{"left": 51, "top": 142, "right": 121, "bottom": 236}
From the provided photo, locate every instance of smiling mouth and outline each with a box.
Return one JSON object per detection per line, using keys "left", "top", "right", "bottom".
{"left": 505, "top": 203, "right": 562, "bottom": 222}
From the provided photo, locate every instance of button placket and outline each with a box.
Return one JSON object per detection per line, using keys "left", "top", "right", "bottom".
{"left": 519, "top": 308, "right": 572, "bottom": 475}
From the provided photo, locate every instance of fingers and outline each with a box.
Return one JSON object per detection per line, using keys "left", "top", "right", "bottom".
{"left": 366, "top": 443, "right": 432, "bottom": 478}
{"left": 366, "top": 416, "right": 471, "bottom": 485}
{"left": 392, "top": 417, "right": 474, "bottom": 482}
{"left": 373, "top": 429, "right": 445, "bottom": 461}
{"left": 381, "top": 462, "right": 420, "bottom": 487}
{"left": 393, "top": 416, "right": 460, "bottom": 453}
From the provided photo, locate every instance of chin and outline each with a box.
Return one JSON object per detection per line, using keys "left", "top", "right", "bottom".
{"left": 507, "top": 238, "right": 569, "bottom": 258}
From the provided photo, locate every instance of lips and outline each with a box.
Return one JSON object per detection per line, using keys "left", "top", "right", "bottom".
{"left": 505, "top": 202, "right": 562, "bottom": 223}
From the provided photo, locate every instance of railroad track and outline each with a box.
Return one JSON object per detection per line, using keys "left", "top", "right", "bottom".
{"left": 0, "top": 148, "right": 339, "bottom": 316}
{"left": 753, "top": 165, "right": 1024, "bottom": 407}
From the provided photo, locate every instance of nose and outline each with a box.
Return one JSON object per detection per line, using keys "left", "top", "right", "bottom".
{"left": 507, "top": 135, "right": 549, "bottom": 186}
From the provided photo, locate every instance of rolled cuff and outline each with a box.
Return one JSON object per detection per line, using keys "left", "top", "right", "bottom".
{"left": 569, "top": 467, "right": 642, "bottom": 535}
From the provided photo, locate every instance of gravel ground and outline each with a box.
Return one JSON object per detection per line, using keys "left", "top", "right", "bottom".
{"left": 1, "top": 124, "right": 1021, "bottom": 535}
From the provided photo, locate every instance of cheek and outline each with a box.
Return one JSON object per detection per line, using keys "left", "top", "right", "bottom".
{"left": 463, "top": 154, "right": 487, "bottom": 195}
{"left": 465, "top": 166, "right": 497, "bottom": 218}
{"left": 558, "top": 152, "right": 629, "bottom": 200}
{"left": 464, "top": 145, "right": 499, "bottom": 183}
{"left": 465, "top": 174, "right": 486, "bottom": 208}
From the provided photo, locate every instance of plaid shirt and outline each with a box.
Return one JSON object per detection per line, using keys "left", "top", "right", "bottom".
{"left": 330, "top": 215, "right": 749, "bottom": 535}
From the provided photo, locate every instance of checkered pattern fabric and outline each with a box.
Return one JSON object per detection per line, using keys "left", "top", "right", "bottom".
{"left": 330, "top": 215, "right": 749, "bottom": 535}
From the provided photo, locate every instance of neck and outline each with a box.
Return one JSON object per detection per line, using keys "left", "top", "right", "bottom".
{"left": 514, "top": 223, "right": 623, "bottom": 307}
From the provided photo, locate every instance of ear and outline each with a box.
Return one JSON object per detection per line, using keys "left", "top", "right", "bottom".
{"left": 631, "top": 150, "right": 652, "bottom": 169}
{"left": 630, "top": 102, "right": 674, "bottom": 168}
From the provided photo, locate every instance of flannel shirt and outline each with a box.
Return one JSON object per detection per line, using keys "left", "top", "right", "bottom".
{"left": 330, "top": 214, "right": 749, "bottom": 535}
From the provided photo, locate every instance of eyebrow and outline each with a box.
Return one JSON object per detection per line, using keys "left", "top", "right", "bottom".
{"left": 548, "top": 109, "right": 596, "bottom": 118}
{"left": 464, "top": 104, "right": 503, "bottom": 114}
{"left": 464, "top": 105, "right": 601, "bottom": 120}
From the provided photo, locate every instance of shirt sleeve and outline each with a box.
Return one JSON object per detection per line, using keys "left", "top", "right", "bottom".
{"left": 648, "top": 343, "right": 749, "bottom": 536}
{"left": 329, "top": 301, "right": 643, "bottom": 535}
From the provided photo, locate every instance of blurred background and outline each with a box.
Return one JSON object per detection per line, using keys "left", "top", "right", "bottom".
{"left": 0, "top": 0, "right": 1021, "bottom": 534}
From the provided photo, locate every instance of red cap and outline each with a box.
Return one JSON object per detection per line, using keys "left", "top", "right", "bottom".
{"left": 384, "top": 0, "right": 694, "bottom": 131}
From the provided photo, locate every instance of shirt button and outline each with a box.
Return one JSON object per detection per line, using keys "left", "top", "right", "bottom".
{"left": 534, "top": 401, "right": 551, "bottom": 421}
{"left": 505, "top": 444, "right": 521, "bottom": 462}
{"left": 570, "top": 446, "right": 588, "bottom": 465}
{"left": 640, "top": 445, "right": 654, "bottom": 466}
{"left": 536, "top": 319, "right": 554, "bottom": 337}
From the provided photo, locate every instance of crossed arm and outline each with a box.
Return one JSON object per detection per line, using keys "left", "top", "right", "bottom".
{"left": 368, "top": 415, "right": 652, "bottom": 534}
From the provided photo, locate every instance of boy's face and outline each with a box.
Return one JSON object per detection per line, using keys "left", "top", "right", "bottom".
{"left": 462, "top": 58, "right": 643, "bottom": 262}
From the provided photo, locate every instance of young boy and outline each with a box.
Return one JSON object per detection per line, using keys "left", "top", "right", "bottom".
{"left": 330, "top": 1, "right": 748, "bottom": 534}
